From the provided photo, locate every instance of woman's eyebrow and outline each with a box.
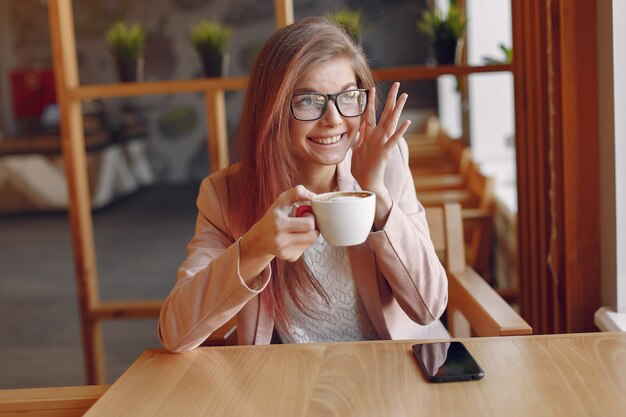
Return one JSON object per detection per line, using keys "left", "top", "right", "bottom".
{"left": 293, "top": 87, "right": 316, "bottom": 95}
{"left": 292, "top": 82, "right": 358, "bottom": 95}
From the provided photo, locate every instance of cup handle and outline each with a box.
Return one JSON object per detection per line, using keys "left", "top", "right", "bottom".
{"left": 295, "top": 205, "right": 313, "bottom": 217}
{"left": 295, "top": 205, "right": 318, "bottom": 230}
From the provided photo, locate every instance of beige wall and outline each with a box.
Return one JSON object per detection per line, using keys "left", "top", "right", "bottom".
{"left": 598, "top": 0, "right": 626, "bottom": 313}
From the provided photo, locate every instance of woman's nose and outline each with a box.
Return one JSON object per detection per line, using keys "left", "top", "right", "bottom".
{"left": 322, "top": 100, "right": 343, "bottom": 126}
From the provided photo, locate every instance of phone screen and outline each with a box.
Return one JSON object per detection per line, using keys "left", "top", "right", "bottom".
{"left": 412, "top": 341, "right": 485, "bottom": 382}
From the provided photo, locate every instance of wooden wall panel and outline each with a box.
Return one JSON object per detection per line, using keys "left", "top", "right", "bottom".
{"left": 513, "top": 0, "right": 600, "bottom": 333}
{"left": 546, "top": 0, "right": 566, "bottom": 334}
{"left": 558, "top": 0, "right": 600, "bottom": 332}
{"left": 513, "top": 0, "right": 548, "bottom": 332}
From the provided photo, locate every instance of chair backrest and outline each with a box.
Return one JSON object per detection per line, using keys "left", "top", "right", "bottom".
{"left": 425, "top": 203, "right": 532, "bottom": 337}
{"left": 465, "top": 163, "right": 495, "bottom": 209}
{"left": 408, "top": 136, "right": 471, "bottom": 179}
{"left": 420, "top": 115, "right": 443, "bottom": 138}
{"left": 425, "top": 202, "right": 466, "bottom": 274}
{"left": 406, "top": 115, "right": 445, "bottom": 148}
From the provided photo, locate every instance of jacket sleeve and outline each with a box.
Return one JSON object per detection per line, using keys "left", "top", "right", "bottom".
{"left": 365, "top": 138, "right": 448, "bottom": 325}
{"left": 158, "top": 175, "right": 270, "bottom": 352}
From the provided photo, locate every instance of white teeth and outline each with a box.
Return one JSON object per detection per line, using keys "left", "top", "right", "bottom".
{"left": 310, "top": 134, "right": 342, "bottom": 145}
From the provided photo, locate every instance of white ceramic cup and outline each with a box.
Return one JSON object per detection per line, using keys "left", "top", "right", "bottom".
{"left": 296, "top": 190, "right": 376, "bottom": 247}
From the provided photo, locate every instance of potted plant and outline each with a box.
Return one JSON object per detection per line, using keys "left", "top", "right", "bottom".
{"left": 326, "top": 9, "right": 363, "bottom": 45}
{"left": 105, "top": 21, "right": 147, "bottom": 82}
{"left": 483, "top": 43, "right": 513, "bottom": 64}
{"left": 417, "top": 2, "right": 467, "bottom": 65}
{"left": 190, "top": 21, "right": 233, "bottom": 77}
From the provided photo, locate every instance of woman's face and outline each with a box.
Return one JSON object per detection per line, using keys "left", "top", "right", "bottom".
{"left": 288, "top": 57, "right": 362, "bottom": 173}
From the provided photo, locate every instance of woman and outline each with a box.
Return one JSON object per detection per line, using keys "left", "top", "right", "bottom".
{"left": 158, "top": 17, "right": 448, "bottom": 352}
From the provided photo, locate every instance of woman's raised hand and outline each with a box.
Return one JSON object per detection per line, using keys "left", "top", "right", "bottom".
{"left": 239, "top": 186, "right": 319, "bottom": 279}
{"left": 350, "top": 82, "right": 411, "bottom": 227}
{"left": 351, "top": 82, "right": 411, "bottom": 194}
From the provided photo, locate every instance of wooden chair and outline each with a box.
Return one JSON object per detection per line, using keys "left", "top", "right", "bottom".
{"left": 408, "top": 122, "right": 517, "bottom": 304}
{"left": 416, "top": 162, "right": 494, "bottom": 208}
{"left": 78, "top": 289, "right": 237, "bottom": 385}
{"left": 404, "top": 114, "right": 446, "bottom": 149}
{"left": 77, "top": 290, "right": 162, "bottom": 385}
{"left": 406, "top": 117, "right": 471, "bottom": 192}
{"left": 417, "top": 163, "right": 496, "bottom": 282}
{"left": 409, "top": 135, "right": 471, "bottom": 178}
{"left": 0, "top": 385, "right": 109, "bottom": 417}
{"left": 412, "top": 143, "right": 471, "bottom": 191}
{"left": 424, "top": 203, "right": 531, "bottom": 337}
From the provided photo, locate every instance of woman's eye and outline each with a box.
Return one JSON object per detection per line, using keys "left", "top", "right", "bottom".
{"left": 339, "top": 91, "right": 358, "bottom": 103}
{"left": 294, "top": 96, "right": 314, "bottom": 106}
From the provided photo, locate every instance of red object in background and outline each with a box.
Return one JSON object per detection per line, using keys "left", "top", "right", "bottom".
{"left": 10, "top": 68, "right": 57, "bottom": 119}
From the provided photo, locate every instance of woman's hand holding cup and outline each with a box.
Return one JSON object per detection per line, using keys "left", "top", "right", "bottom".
{"left": 239, "top": 186, "right": 319, "bottom": 280}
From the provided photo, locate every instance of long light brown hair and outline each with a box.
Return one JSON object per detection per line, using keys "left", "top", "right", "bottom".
{"left": 233, "top": 16, "right": 376, "bottom": 331}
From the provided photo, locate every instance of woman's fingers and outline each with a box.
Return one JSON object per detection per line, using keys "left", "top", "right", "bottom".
{"left": 385, "top": 119, "right": 412, "bottom": 152}
{"left": 274, "top": 185, "right": 316, "bottom": 214}
{"left": 378, "top": 82, "right": 400, "bottom": 127}
{"left": 381, "top": 84, "right": 409, "bottom": 134}
{"left": 386, "top": 92, "right": 408, "bottom": 133}
{"left": 266, "top": 186, "right": 317, "bottom": 234}
{"left": 366, "top": 82, "right": 408, "bottom": 141}
{"left": 289, "top": 215, "right": 316, "bottom": 232}
{"left": 366, "top": 86, "right": 377, "bottom": 128}
{"left": 287, "top": 185, "right": 317, "bottom": 204}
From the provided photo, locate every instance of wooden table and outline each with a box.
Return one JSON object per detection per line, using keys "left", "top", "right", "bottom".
{"left": 84, "top": 333, "right": 626, "bottom": 417}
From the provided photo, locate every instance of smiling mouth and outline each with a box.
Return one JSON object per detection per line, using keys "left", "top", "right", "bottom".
{"left": 308, "top": 134, "right": 344, "bottom": 145}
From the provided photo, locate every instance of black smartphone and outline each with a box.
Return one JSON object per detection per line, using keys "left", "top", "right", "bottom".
{"left": 412, "top": 341, "right": 485, "bottom": 382}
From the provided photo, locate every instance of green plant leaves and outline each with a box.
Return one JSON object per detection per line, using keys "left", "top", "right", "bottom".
{"left": 326, "top": 9, "right": 363, "bottom": 44}
{"left": 105, "top": 22, "right": 147, "bottom": 60}
{"left": 189, "top": 21, "right": 233, "bottom": 56}
{"left": 417, "top": 5, "right": 467, "bottom": 41}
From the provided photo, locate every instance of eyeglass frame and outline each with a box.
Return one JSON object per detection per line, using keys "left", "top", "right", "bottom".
{"left": 290, "top": 88, "right": 369, "bottom": 121}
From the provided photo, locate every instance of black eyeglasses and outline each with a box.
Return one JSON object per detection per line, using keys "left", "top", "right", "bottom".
{"left": 290, "top": 89, "right": 369, "bottom": 121}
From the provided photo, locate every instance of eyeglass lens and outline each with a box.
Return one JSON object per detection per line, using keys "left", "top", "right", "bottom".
{"left": 291, "top": 90, "right": 367, "bottom": 121}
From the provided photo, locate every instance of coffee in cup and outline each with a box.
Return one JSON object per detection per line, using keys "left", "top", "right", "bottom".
{"left": 296, "top": 190, "right": 375, "bottom": 246}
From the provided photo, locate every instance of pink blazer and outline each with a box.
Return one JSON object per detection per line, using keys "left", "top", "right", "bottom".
{"left": 158, "top": 139, "right": 449, "bottom": 352}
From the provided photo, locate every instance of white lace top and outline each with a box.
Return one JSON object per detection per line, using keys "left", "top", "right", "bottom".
{"left": 276, "top": 235, "right": 379, "bottom": 343}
